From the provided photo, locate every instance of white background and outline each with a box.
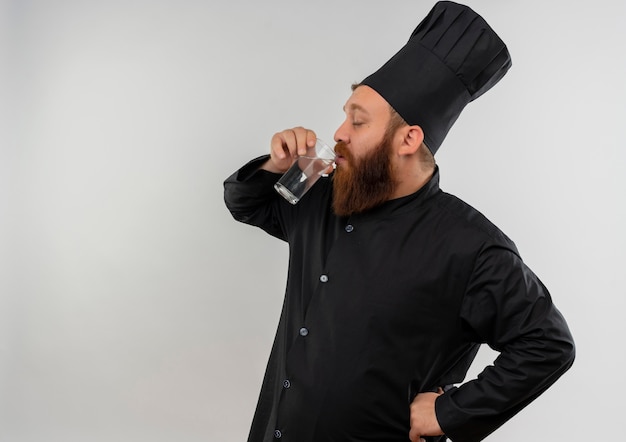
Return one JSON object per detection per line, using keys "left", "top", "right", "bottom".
{"left": 2, "top": 0, "right": 625, "bottom": 441}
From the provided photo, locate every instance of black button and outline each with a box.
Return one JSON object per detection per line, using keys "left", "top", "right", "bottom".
{"left": 274, "top": 429, "right": 282, "bottom": 439}
{"left": 299, "top": 327, "right": 309, "bottom": 337}
{"left": 283, "top": 379, "right": 291, "bottom": 388}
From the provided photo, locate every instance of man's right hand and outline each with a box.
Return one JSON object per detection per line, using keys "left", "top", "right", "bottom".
{"left": 261, "top": 127, "right": 317, "bottom": 173}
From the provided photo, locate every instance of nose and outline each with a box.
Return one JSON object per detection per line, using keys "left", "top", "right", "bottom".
{"left": 334, "top": 118, "right": 350, "bottom": 144}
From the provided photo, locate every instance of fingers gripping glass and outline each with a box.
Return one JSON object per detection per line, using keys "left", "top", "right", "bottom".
{"left": 274, "top": 139, "right": 336, "bottom": 204}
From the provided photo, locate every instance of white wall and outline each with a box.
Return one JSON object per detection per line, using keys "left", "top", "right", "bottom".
{"left": 2, "top": 0, "right": 625, "bottom": 440}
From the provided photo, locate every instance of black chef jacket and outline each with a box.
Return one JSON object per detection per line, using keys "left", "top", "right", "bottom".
{"left": 223, "top": 156, "right": 575, "bottom": 442}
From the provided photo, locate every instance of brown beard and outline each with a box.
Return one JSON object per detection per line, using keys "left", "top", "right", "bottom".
{"left": 332, "top": 130, "right": 396, "bottom": 217}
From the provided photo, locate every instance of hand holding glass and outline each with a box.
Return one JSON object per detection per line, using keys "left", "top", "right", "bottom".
{"left": 274, "top": 139, "right": 336, "bottom": 204}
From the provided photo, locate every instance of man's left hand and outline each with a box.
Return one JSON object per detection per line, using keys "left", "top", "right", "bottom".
{"left": 409, "top": 389, "right": 444, "bottom": 442}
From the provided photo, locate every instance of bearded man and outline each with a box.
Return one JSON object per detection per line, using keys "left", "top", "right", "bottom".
{"left": 223, "top": 2, "right": 575, "bottom": 442}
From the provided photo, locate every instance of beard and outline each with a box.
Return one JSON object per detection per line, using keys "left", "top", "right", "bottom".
{"left": 332, "top": 129, "right": 397, "bottom": 217}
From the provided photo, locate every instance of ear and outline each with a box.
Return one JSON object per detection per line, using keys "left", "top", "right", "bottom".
{"left": 397, "top": 125, "right": 425, "bottom": 156}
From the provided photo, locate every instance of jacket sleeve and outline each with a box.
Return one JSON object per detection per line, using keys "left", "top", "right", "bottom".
{"left": 434, "top": 244, "right": 575, "bottom": 442}
{"left": 223, "top": 155, "right": 297, "bottom": 241}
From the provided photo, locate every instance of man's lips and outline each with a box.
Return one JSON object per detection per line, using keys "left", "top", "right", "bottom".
{"left": 333, "top": 142, "right": 350, "bottom": 166}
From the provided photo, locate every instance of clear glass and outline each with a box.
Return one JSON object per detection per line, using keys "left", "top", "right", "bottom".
{"left": 274, "top": 138, "right": 336, "bottom": 204}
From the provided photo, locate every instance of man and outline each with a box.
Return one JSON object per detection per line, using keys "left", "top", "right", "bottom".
{"left": 224, "top": 2, "right": 575, "bottom": 441}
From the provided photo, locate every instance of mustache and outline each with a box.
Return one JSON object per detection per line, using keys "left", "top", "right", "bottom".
{"left": 334, "top": 141, "right": 351, "bottom": 159}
